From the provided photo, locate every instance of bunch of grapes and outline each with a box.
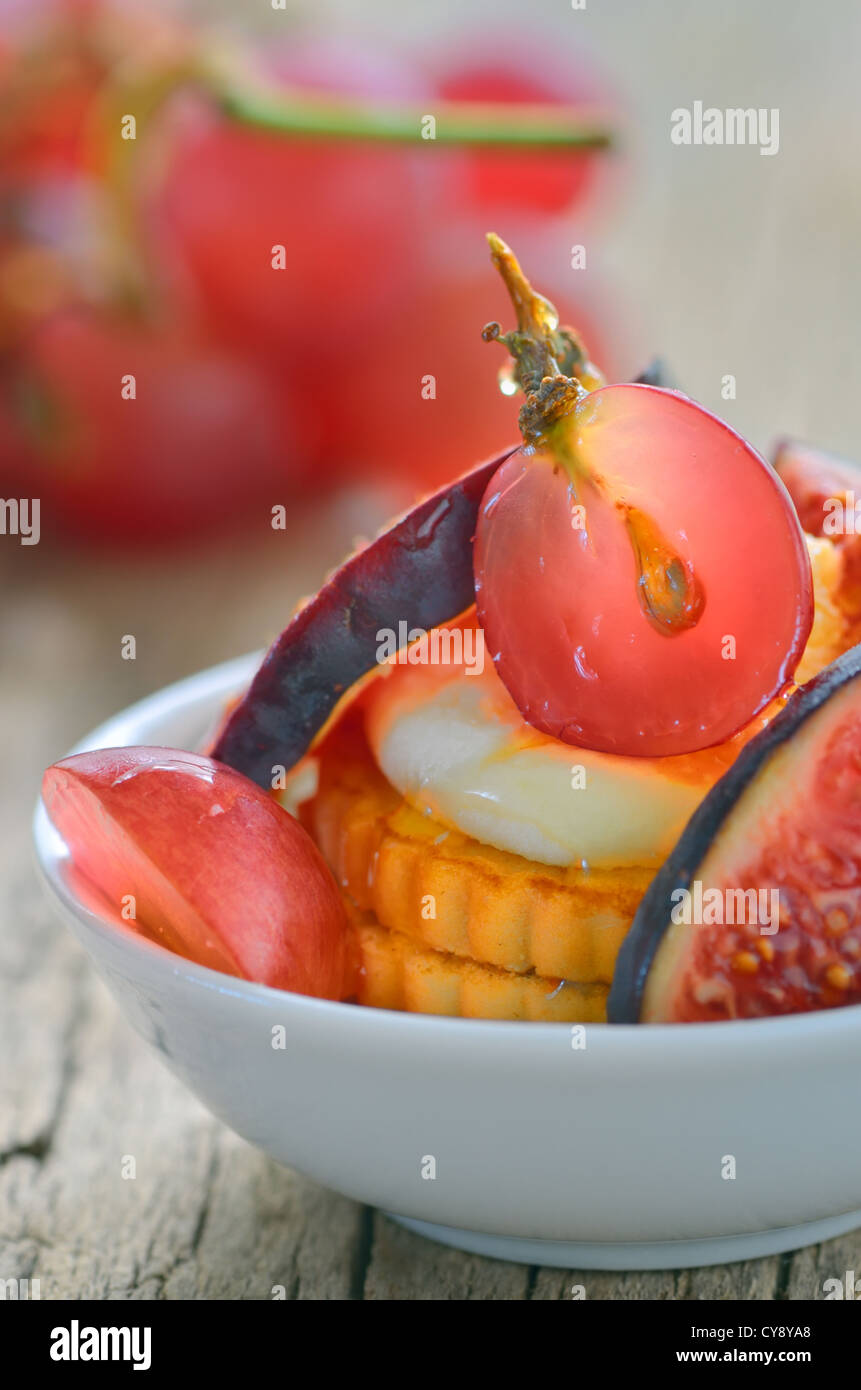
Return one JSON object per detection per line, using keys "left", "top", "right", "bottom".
{"left": 0, "top": 1, "right": 615, "bottom": 545}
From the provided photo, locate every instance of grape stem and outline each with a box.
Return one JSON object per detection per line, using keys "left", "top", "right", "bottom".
{"left": 219, "top": 86, "right": 614, "bottom": 151}
{"left": 484, "top": 233, "right": 706, "bottom": 638}
{"left": 86, "top": 57, "right": 613, "bottom": 319}
{"left": 482, "top": 232, "right": 603, "bottom": 449}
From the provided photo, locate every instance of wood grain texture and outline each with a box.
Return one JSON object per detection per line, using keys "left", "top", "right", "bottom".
{"left": 3, "top": 523, "right": 859, "bottom": 1301}
{"left": 4, "top": 0, "right": 861, "bottom": 1301}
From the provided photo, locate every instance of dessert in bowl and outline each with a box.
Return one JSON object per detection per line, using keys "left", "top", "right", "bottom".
{"left": 32, "top": 651, "right": 861, "bottom": 1269}
{"left": 35, "top": 239, "right": 861, "bottom": 1265}
{"left": 296, "top": 546, "right": 858, "bottom": 1023}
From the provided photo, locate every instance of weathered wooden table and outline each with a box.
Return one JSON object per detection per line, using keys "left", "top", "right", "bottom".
{"left": 2, "top": 502, "right": 857, "bottom": 1302}
{"left": 4, "top": 0, "right": 861, "bottom": 1302}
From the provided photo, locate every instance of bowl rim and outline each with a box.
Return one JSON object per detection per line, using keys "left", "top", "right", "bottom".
{"left": 32, "top": 649, "right": 861, "bottom": 1056}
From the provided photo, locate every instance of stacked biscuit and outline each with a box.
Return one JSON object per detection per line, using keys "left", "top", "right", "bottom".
{"left": 301, "top": 715, "right": 652, "bottom": 1021}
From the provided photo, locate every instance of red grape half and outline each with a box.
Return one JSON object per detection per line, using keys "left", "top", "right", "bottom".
{"left": 474, "top": 383, "right": 813, "bottom": 757}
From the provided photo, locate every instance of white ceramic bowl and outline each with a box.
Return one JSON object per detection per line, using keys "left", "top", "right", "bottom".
{"left": 33, "top": 655, "right": 861, "bottom": 1270}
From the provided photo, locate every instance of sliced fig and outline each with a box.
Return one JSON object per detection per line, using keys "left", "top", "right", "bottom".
{"left": 213, "top": 451, "right": 513, "bottom": 786}
{"left": 773, "top": 438, "right": 860, "bottom": 537}
{"left": 774, "top": 439, "right": 861, "bottom": 642}
{"left": 608, "top": 644, "right": 861, "bottom": 1022}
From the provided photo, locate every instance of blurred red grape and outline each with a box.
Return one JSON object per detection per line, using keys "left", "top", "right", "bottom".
{"left": 431, "top": 39, "right": 608, "bottom": 219}
{"left": 10, "top": 308, "right": 307, "bottom": 543}
{"left": 0, "top": 7, "right": 621, "bottom": 540}
{"left": 154, "top": 36, "right": 428, "bottom": 358}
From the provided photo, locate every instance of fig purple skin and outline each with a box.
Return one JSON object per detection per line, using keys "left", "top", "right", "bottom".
{"left": 608, "top": 642, "right": 861, "bottom": 1024}
{"left": 213, "top": 450, "right": 514, "bottom": 786}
